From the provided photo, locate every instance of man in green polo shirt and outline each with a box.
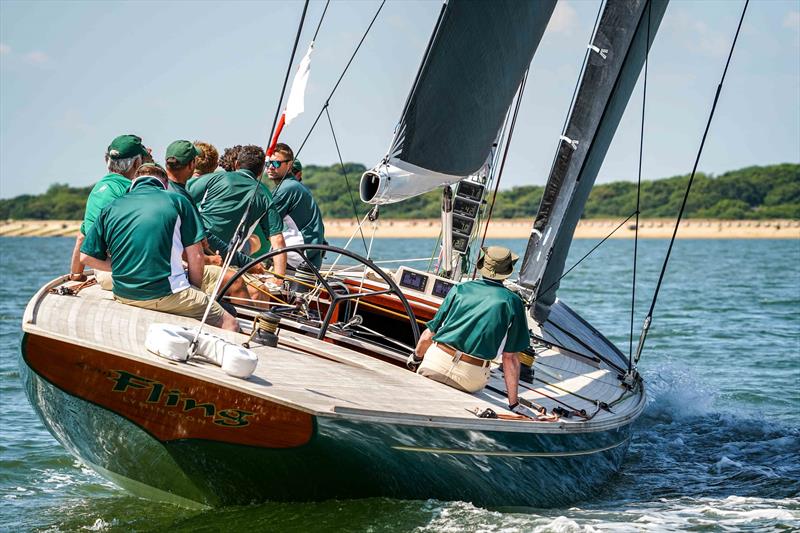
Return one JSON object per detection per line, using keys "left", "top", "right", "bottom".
{"left": 165, "top": 140, "right": 276, "bottom": 304}
{"left": 187, "top": 144, "right": 286, "bottom": 290}
{"left": 291, "top": 158, "right": 303, "bottom": 181}
{"left": 413, "top": 246, "right": 535, "bottom": 417}
{"left": 80, "top": 171, "right": 238, "bottom": 332}
{"left": 69, "top": 134, "right": 148, "bottom": 287}
{"left": 266, "top": 143, "right": 325, "bottom": 269}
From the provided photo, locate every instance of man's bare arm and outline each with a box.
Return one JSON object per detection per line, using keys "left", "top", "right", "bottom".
{"left": 269, "top": 234, "right": 287, "bottom": 277}
{"left": 79, "top": 253, "right": 112, "bottom": 273}
{"left": 501, "top": 351, "right": 521, "bottom": 407}
{"left": 70, "top": 234, "right": 87, "bottom": 280}
{"left": 185, "top": 242, "right": 205, "bottom": 289}
{"left": 415, "top": 328, "right": 434, "bottom": 359}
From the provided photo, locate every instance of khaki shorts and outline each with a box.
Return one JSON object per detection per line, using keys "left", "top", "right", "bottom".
{"left": 417, "top": 343, "right": 491, "bottom": 393}
{"left": 202, "top": 265, "right": 262, "bottom": 295}
{"left": 201, "top": 265, "right": 223, "bottom": 295}
{"left": 115, "top": 287, "right": 227, "bottom": 327}
{"left": 94, "top": 269, "right": 113, "bottom": 291}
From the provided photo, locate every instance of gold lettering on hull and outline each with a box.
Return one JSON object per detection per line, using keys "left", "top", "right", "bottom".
{"left": 108, "top": 370, "right": 253, "bottom": 427}
{"left": 23, "top": 334, "right": 315, "bottom": 448}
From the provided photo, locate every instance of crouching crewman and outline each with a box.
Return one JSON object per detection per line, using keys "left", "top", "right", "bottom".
{"left": 413, "top": 246, "right": 536, "bottom": 416}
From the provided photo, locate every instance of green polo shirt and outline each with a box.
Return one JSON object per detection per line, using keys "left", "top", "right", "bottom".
{"left": 187, "top": 169, "right": 283, "bottom": 247}
{"left": 272, "top": 175, "right": 326, "bottom": 267}
{"left": 426, "top": 278, "right": 530, "bottom": 360}
{"left": 80, "top": 173, "right": 130, "bottom": 235}
{"left": 81, "top": 177, "right": 206, "bottom": 301}
{"left": 168, "top": 180, "right": 255, "bottom": 268}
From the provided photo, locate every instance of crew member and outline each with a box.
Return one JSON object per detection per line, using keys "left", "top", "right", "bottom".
{"left": 266, "top": 143, "right": 325, "bottom": 269}
{"left": 291, "top": 158, "right": 303, "bottom": 181}
{"left": 413, "top": 246, "right": 535, "bottom": 416}
{"left": 80, "top": 168, "right": 239, "bottom": 332}
{"left": 164, "top": 140, "right": 270, "bottom": 304}
{"left": 192, "top": 141, "right": 219, "bottom": 177}
{"left": 187, "top": 144, "right": 286, "bottom": 291}
{"left": 69, "top": 134, "right": 148, "bottom": 288}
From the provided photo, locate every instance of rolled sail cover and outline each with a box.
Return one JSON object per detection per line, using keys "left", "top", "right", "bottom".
{"left": 520, "top": 0, "right": 669, "bottom": 323}
{"left": 360, "top": 0, "right": 556, "bottom": 204}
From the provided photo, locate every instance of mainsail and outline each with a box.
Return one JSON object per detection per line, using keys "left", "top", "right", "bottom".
{"left": 520, "top": 0, "right": 669, "bottom": 323}
{"left": 360, "top": 0, "right": 555, "bottom": 205}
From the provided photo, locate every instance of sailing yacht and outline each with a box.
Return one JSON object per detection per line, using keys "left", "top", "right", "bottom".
{"left": 20, "top": 0, "right": 667, "bottom": 508}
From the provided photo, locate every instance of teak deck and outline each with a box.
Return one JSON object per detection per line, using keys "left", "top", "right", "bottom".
{"left": 23, "top": 275, "right": 645, "bottom": 435}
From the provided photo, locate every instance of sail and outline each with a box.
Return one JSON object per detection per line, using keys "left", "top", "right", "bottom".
{"left": 360, "top": 0, "right": 555, "bottom": 205}
{"left": 520, "top": 0, "right": 669, "bottom": 323}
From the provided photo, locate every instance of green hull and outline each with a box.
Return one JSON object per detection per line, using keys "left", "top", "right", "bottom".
{"left": 21, "top": 335, "right": 630, "bottom": 508}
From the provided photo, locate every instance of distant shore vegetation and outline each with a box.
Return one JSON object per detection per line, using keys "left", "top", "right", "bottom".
{"left": 1, "top": 163, "right": 797, "bottom": 221}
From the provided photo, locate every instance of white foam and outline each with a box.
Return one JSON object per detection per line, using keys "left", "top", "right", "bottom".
{"left": 532, "top": 516, "right": 597, "bottom": 533}
{"left": 713, "top": 456, "right": 743, "bottom": 473}
{"left": 84, "top": 518, "right": 117, "bottom": 531}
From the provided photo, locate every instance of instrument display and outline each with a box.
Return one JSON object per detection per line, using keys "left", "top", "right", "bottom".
{"left": 452, "top": 234, "right": 469, "bottom": 253}
{"left": 453, "top": 197, "right": 479, "bottom": 218}
{"left": 452, "top": 215, "right": 474, "bottom": 235}
{"left": 399, "top": 270, "right": 429, "bottom": 292}
{"left": 432, "top": 279, "right": 455, "bottom": 298}
{"left": 394, "top": 267, "right": 461, "bottom": 301}
{"left": 457, "top": 181, "right": 484, "bottom": 202}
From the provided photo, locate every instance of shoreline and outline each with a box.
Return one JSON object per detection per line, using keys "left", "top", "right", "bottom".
{"left": 1, "top": 218, "right": 798, "bottom": 239}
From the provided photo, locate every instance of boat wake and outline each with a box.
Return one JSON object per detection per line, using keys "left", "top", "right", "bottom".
{"left": 16, "top": 362, "right": 797, "bottom": 532}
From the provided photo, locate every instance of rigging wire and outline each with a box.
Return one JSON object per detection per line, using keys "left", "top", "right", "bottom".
{"left": 188, "top": 1, "right": 310, "bottom": 354}
{"left": 312, "top": 0, "right": 330, "bottom": 41}
{"left": 266, "top": 0, "right": 310, "bottom": 150}
{"left": 296, "top": 0, "right": 387, "bottom": 158}
{"left": 471, "top": 68, "right": 531, "bottom": 278}
{"left": 325, "top": 107, "right": 369, "bottom": 253}
{"left": 559, "top": 0, "right": 605, "bottom": 136}
{"left": 633, "top": 0, "right": 750, "bottom": 366}
{"left": 628, "top": 0, "right": 651, "bottom": 372}
{"left": 537, "top": 211, "right": 637, "bottom": 301}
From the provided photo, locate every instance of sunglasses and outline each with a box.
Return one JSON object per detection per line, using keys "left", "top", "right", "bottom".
{"left": 267, "top": 159, "right": 290, "bottom": 169}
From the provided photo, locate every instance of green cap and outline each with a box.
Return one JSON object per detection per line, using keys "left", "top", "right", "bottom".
{"left": 165, "top": 140, "right": 201, "bottom": 166}
{"left": 107, "top": 134, "right": 148, "bottom": 160}
{"left": 292, "top": 158, "right": 302, "bottom": 173}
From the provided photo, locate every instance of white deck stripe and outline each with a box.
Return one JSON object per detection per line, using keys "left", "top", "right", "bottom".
{"left": 391, "top": 437, "right": 629, "bottom": 458}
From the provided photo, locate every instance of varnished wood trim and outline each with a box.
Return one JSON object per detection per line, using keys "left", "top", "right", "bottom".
{"left": 23, "top": 334, "right": 314, "bottom": 448}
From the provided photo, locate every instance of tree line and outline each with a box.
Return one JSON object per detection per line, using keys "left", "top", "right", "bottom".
{"left": 1, "top": 163, "right": 797, "bottom": 221}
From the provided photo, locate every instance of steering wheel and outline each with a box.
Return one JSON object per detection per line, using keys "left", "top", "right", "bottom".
{"left": 217, "top": 244, "right": 420, "bottom": 345}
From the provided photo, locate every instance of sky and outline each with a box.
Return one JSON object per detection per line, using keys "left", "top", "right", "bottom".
{"left": 0, "top": 0, "right": 798, "bottom": 199}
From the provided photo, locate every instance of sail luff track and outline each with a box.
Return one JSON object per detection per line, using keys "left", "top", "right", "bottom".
{"left": 519, "top": 0, "right": 669, "bottom": 323}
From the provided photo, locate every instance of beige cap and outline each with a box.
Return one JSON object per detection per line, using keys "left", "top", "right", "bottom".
{"left": 477, "top": 246, "right": 519, "bottom": 280}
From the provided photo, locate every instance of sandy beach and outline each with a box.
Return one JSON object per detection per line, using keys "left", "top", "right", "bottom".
{"left": 1, "top": 218, "right": 798, "bottom": 239}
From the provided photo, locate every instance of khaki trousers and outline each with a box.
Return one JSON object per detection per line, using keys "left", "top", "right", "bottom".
{"left": 417, "top": 343, "right": 491, "bottom": 393}
{"left": 115, "top": 287, "right": 226, "bottom": 326}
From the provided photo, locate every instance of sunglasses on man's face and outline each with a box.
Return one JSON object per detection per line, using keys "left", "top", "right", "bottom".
{"left": 267, "top": 159, "right": 290, "bottom": 169}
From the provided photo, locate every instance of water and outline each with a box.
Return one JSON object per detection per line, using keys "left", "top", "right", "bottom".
{"left": 1, "top": 236, "right": 798, "bottom": 532}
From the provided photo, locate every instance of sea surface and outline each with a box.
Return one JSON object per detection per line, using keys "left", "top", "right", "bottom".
{"left": 0, "top": 236, "right": 798, "bottom": 532}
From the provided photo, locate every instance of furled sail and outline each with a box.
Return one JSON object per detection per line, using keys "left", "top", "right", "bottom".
{"left": 520, "top": 0, "right": 669, "bottom": 323}
{"left": 360, "top": 0, "right": 555, "bottom": 205}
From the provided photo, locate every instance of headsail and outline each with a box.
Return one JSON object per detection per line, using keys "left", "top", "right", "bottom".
{"left": 360, "top": 0, "right": 556, "bottom": 205}
{"left": 520, "top": 0, "right": 669, "bottom": 323}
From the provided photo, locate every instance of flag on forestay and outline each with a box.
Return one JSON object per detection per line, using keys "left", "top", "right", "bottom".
{"left": 267, "top": 43, "right": 314, "bottom": 156}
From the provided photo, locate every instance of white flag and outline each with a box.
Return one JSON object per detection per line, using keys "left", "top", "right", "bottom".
{"left": 284, "top": 43, "right": 314, "bottom": 125}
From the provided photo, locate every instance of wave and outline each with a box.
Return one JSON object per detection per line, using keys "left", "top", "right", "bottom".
{"left": 609, "top": 362, "right": 800, "bottom": 504}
